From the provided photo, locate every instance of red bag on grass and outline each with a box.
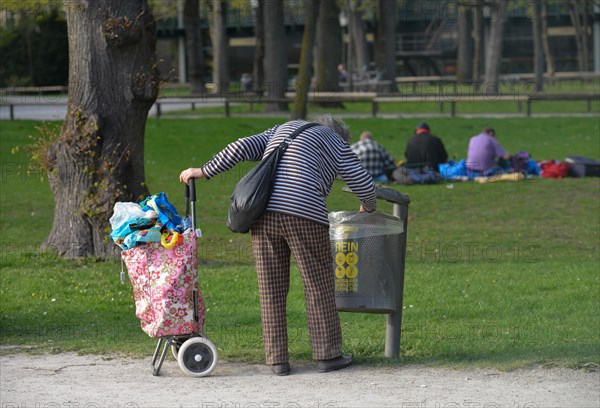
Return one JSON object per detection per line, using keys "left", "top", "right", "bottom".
{"left": 539, "top": 160, "right": 571, "bottom": 179}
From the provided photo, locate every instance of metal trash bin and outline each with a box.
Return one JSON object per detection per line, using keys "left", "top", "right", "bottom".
{"left": 332, "top": 185, "right": 410, "bottom": 358}
{"left": 329, "top": 211, "right": 404, "bottom": 313}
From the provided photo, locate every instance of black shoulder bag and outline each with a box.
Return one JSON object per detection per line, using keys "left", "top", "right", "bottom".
{"left": 227, "top": 122, "right": 319, "bottom": 233}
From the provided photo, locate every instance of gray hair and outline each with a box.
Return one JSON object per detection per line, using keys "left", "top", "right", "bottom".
{"left": 360, "top": 131, "right": 373, "bottom": 141}
{"left": 313, "top": 114, "right": 350, "bottom": 143}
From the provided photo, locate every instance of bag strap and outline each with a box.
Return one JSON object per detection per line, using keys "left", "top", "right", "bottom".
{"left": 278, "top": 122, "right": 319, "bottom": 154}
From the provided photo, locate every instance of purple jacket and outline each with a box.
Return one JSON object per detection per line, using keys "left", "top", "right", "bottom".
{"left": 466, "top": 133, "right": 506, "bottom": 172}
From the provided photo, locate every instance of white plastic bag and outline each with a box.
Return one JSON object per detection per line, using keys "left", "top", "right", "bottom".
{"left": 109, "top": 202, "right": 147, "bottom": 231}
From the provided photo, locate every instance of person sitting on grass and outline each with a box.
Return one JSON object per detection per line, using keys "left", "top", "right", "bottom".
{"left": 404, "top": 122, "right": 448, "bottom": 172}
{"left": 466, "top": 127, "right": 511, "bottom": 177}
{"left": 350, "top": 131, "right": 397, "bottom": 182}
{"left": 392, "top": 123, "right": 447, "bottom": 185}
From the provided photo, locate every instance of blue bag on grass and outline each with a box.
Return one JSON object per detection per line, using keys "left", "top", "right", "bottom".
{"left": 439, "top": 160, "right": 467, "bottom": 180}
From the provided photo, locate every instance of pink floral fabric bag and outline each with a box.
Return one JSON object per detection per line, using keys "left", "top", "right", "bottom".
{"left": 121, "top": 231, "right": 206, "bottom": 338}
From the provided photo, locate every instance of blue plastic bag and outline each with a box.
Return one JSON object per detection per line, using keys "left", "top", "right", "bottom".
{"left": 526, "top": 159, "right": 541, "bottom": 176}
{"left": 121, "top": 225, "right": 163, "bottom": 250}
{"left": 109, "top": 217, "right": 155, "bottom": 249}
{"left": 140, "top": 192, "right": 183, "bottom": 233}
{"left": 439, "top": 160, "right": 467, "bottom": 180}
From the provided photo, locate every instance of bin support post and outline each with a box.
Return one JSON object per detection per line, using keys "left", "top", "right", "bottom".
{"left": 384, "top": 201, "right": 408, "bottom": 358}
{"left": 385, "top": 312, "right": 402, "bottom": 358}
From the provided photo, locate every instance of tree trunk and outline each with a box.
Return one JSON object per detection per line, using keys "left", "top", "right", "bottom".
{"left": 253, "top": 0, "right": 265, "bottom": 94}
{"left": 375, "top": 0, "right": 397, "bottom": 93}
{"left": 291, "top": 0, "right": 318, "bottom": 120}
{"left": 312, "top": 9, "right": 321, "bottom": 84}
{"left": 483, "top": 0, "right": 509, "bottom": 95}
{"left": 20, "top": 10, "right": 35, "bottom": 85}
{"left": 582, "top": 0, "right": 591, "bottom": 72}
{"left": 209, "top": 0, "right": 229, "bottom": 95}
{"left": 348, "top": 0, "right": 369, "bottom": 73}
{"left": 472, "top": 1, "right": 483, "bottom": 84}
{"left": 43, "top": 0, "right": 158, "bottom": 259}
{"left": 315, "top": 0, "right": 342, "bottom": 100}
{"left": 531, "top": 0, "right": 544, "bottom": 91}
{"left": 263, "top": 0, "right": 288, "bottom": 111}
{"left": 456, "top": 3, "right": 473, "bottom": 82}
{"left": 568, "top": 0, "right": 587, "bottom": 71}
{"left": 184, "top": 0, "right": 205, "bottom": 95}
{"left": 541, "top": 0, "right": 555, "bottom": 77}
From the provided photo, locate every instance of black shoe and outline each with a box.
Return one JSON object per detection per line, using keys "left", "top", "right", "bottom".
{"left": 316, "top": 355, "right": 352, "bottom": 373}
{"left": 271, "top": 362, "right": 290, "bottom": 376}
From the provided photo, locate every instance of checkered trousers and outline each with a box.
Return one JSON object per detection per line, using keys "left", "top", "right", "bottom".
{"left": 251, "top": 211, "right": 342, "bottom": 364}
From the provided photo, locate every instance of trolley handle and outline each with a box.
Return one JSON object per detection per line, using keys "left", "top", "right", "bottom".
{"left": 185, "top": 178, "right": 197, "bottom": 230}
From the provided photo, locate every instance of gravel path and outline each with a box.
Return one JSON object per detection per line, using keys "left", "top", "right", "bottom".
{"left": 1, "top": 352, "right": 598, "bottom": 408}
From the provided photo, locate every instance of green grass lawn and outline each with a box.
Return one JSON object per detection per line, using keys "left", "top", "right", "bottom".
{"left": 0, "top": 117, "right": 598, "bottom": 369}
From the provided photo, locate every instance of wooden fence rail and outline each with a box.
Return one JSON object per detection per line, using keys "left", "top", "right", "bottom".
{"left": 1, "top": 92, "right": 598, "bottom": 120}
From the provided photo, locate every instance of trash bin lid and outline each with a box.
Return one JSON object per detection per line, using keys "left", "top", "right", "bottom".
{"left": 329, "top": 211, "right": 404, "bottom": 240}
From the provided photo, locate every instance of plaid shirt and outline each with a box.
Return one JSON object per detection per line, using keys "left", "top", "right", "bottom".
{"left": 351, "top": 139, "right": 396, "bottom": 178}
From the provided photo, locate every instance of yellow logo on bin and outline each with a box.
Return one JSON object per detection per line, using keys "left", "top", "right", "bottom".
{"left": 345, "top": 252, "right": 358, "bottom": 266}
{"left": 334, "top": 240, "right": 359, "bottom": 292}
{"left": 345, "top": 265, "right": 358, "bottom": 278}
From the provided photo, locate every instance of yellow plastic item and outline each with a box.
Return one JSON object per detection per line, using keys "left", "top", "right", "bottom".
{"left": 161, "top": 231, "right": 180, "bottom": 249}
{"left": 474, "top": 172, "right": 525, "bottom": 184}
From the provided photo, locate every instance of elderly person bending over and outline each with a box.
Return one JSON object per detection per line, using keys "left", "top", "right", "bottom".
{"left": 180, "top": 115, "right": 376, "bottom": 376}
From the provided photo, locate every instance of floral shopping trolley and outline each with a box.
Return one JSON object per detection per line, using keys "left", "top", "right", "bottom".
{"left": 118, "top": 180, "right": 218, "bottom": 377}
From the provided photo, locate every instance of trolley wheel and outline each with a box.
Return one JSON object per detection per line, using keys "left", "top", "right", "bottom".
{"left": 177, "top": 337, "right": 218, "bottom": 377}
{"left": 171, "top": 344, "right": 179, "bottom": 360}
